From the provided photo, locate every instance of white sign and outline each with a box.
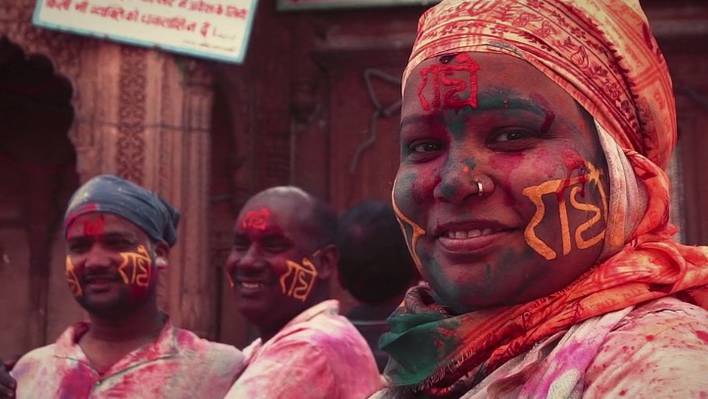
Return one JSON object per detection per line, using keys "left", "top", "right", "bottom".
{"left": 33, "top": 0, "right": 258, "bottom": 64}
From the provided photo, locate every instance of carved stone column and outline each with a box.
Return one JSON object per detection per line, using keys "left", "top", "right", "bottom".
{"left": 152, "top": 58, "right": 216, "bottom": 338}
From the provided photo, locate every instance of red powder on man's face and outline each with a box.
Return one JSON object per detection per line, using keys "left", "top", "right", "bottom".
{"left": 82, "top": 215, "right": 106, "bottom": 236}
{"left": 241, "top": 208, "right": 272, "bottom": 232}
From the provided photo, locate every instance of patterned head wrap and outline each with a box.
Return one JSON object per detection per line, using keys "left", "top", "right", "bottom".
{"left": 402, "top": 0, "right": 678, "bottom": 253}
{"left": 64, "top": 175, "right": 181, "bottom": 247}
{"left": 382, "top": 1, "right": 708, "bottom": 396}
{"left": 404, "top": 0, "right": 675, "bottom": 167}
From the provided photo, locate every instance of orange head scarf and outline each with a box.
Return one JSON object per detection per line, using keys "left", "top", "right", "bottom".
{"left": 382, "top": 0, "right": 708, "bottom": 396}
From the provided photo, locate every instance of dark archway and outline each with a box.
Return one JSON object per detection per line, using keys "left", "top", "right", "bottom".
{"left": 0, "top": 36, "right": 78, "bottom": 355}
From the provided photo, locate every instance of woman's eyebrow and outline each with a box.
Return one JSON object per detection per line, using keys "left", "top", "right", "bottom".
{"left": 400, "top": 114, "right": 434, "bottom": 129}
{"left": 401, "top": 95, "right": 549, "bottom": 130}
{"left": 476, "top": 88, "right": 548, "bottom": 116}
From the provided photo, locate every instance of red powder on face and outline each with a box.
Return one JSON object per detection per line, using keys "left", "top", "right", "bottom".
{"left": 540, "top": 109, "right": 556, "bottom": 133}
{"left": 619, "top": 389, "right": 627, "bottom": 396}
{"left": 417, "top": 53, "right": 480, "bottom": 111}
{"left": 241, "top": 208, "right": 271, "bottom": 232}
{"left": 645, "top": 335, "right": 655, "bottom": 341}
{"left": 65, "top": 203, "right": 100, "bottom": 231}
{"left": 554, "top": 152, "right": 588, "bottom": 202}
{"left": 561, "top": 149, "right": 586, "bottom": 171}
{"left": 555, "top": 172, "right": 587, "bottom": 202}
{"left": 488, "top": 153, "right": 525, "bottom": 206}
{"left": 696, "top": 330, "right": 708, "bottom": 344}
{"left": 82, "top": 215, "right": 106, "bottom": 236}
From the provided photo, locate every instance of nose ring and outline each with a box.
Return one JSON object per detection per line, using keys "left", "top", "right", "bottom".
{"left": 475, "top": 180, "right": 484, "bottom": 197}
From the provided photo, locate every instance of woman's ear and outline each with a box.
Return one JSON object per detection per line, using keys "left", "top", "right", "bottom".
{"left": 315, "top": 244, "right": 339, "bottom": 280}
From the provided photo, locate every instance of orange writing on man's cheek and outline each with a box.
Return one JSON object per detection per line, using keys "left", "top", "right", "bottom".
{"left": 280, "top": 258, "right": 318, "bottom": 302}
{"left": 117, "top": 245, "right": 152, "bottom": 288}
{"left": 65, "top": 256, "right": 82, "bottom": 297}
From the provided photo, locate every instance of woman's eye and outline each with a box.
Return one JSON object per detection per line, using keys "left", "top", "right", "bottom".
{"left": 494, "top": 129, "right": 535, "bottom": 142}
{"left": 405, "top": 140, "right": 443, "bottom": 161}
{"left": 488, "top": 128, "right": 542, "bottom": 151}
{"left": 411, "top": 142, "right": 441, "bottom": 153}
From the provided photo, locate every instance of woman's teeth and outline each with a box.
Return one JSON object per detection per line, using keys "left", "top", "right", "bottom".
{"left": 446, "top": 229, "right": 494, "bottom": 239}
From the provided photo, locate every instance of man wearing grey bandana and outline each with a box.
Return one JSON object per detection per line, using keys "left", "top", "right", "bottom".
{"left": 4, "top": 175, "right": 243, "bottom": 399}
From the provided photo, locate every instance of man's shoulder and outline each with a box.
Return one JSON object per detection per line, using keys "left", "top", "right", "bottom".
{"left": 266, "top": 309, "right": 379, "bottom": 372}
{"left": 276, "top": 310, "right": 365, "bottom": 349}
{"left": 12, "top": 343, "right": 59, "bottom": 377}
{"left": 170, "top": 326, "right": 243, "bottom": 367}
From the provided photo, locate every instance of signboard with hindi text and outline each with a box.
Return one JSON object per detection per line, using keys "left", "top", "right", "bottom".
{"left": 33, "top": 0, "right": 258, "bottom": 64}
{"left": 277, "top": 0, "right": 439, "bottom": 11}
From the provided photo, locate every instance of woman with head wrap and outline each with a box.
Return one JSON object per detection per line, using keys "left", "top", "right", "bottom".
{"left": 375, "top": 1, "right": 708, "bottom": 398}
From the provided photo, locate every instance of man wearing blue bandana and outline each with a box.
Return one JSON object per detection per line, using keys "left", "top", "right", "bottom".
{"left": 6, "top": 175, "right": 244, "bottom": 399}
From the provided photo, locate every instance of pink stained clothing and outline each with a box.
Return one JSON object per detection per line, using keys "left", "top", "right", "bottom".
{"left": 225, "top": 300, "right": 382, "bottom": 399}
{"left": 11, "top": 319, "right": 244, "bottom": 399}
{"left": 456, "top": 297, "right": 708, "bottom": 398}
{"left": 372, "top": 296, "right": 708, "bottom": 398}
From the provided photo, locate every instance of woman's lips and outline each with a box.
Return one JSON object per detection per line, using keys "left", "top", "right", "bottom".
{"left": 437, "top": 228, "right": 515, "bottom": 253}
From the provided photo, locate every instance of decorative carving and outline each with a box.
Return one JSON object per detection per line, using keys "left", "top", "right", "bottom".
{"left": 116, "top": 46, "right": 147, "bottom": 184}
{"left": 1, "top": 0, "right": 90, "bottom": 164}
{"left": 0, "top": 1, "right": 83, "bottom": 84}
{"left": 157, "top": 58, "right": 173, "bottom": 195}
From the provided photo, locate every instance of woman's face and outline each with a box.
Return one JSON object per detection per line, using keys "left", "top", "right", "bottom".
{"left": 394, "top": 52, "right": 610, "bottom": 313}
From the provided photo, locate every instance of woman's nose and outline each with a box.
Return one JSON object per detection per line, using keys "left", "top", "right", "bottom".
{"left": 434, "top": 156, "right": 495, "bottom": 204}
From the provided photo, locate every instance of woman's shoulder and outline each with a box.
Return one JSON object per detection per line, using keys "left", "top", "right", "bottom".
{"left": 583, "top": 296, "right": 708, "bottom": 398}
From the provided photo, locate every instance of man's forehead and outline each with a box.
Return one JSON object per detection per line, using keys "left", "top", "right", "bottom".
{"left": 66, "top": 212, "right": 145, "bottom": 238}
{"left": 237, "top": 197, "right": 311, "bottom": 232}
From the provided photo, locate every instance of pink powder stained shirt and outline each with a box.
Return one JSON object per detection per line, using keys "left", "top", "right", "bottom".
{"left": 372, "top": 297, "right": 708, "bottom": 398}
{"left": 11, "top": 319, "right": 244, "bottom": 399}
{"left": 443, "top": 297, "right": 708, "bottom": 399}
{"left": 225, "top": 300, "right": 382, "bottom": 399}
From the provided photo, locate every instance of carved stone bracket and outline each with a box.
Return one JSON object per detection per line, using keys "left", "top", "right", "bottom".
{"left": 117, "top": 47, "right": 148, "bottom": 184}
